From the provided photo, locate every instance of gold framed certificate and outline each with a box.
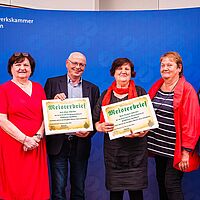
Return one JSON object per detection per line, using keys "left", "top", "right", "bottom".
{"left": 102, "top": 94, "right": 158, "bottom": 140}
{"left": 42, "top": 98, "right": 93, "bottom": 135}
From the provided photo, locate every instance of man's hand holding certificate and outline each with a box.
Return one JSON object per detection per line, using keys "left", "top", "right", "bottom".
{"left": 102, "top": 94, "right": 158, "bottom": 140}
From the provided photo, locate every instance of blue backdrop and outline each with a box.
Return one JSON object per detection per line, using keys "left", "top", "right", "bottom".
{"left": 0, "top": 6, "right": 199, "bottom": 200}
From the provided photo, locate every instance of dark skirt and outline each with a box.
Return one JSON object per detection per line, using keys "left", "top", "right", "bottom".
{"left": 104, "top": 134, "right": 148, "bottom": 191}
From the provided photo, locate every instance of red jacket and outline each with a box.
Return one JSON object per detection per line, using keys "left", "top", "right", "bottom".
{"left": 148, "top": 76, "right": 200, "bottom": 172}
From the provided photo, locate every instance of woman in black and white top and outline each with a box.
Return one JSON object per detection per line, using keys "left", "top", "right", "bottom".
{"left": 147, "top": 51, "right": 199, "bottom": 200}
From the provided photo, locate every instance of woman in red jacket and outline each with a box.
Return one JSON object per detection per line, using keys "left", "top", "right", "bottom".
{"left": 147, "top": 51, "right": 199, "bottom": 200}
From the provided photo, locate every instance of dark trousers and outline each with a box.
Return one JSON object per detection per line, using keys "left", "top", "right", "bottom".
{"left": 110, "top": 190, "right": 143, "bottom": 200}
{"left": 155, "top": 155, "right": 184, "bottom": 200}
{"left": 49, "top": 137, "right": 88, "bottom": 200}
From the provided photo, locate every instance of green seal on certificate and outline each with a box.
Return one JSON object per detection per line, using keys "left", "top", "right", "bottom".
{"left": 84, "top": 122, "right": 89, "bottom": 128}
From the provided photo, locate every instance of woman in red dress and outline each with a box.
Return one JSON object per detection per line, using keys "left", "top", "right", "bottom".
{"left": 0, "top": 53, "right": 50, "bottom": 200}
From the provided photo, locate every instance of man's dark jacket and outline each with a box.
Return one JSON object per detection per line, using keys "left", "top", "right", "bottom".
{"left": 44, "top": 74, "right": 100, "bottom": 159}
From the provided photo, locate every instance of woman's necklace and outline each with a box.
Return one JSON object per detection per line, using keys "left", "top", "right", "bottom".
{"left": 11, "top": 79, "right": 32, "bottom": 96}
{"left": 12, "top": 79, "right": 31, "bottom": 88}
{"left": 161, "top": 78, "right": 179, "bottom": 92}
{"left": 155, "top": 78, "right": 179, "bottom": 113}
{"left": 113, "top": 91, "right": 128, "bottom": 99}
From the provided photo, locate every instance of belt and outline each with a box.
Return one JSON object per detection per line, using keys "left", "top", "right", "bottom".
{"left": 65, "top": 135, "right": 75, "bottom": 141}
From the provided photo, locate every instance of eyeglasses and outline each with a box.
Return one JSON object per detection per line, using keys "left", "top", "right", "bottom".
{"left": 14, "top": 52, "right": 29, "bottom": 57}
{"left": 68, "top": 59, "right": 86, "bottom": 68}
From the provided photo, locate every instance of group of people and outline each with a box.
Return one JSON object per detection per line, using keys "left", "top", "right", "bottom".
{"left": 0, "top": 51, "right": 199, "bottom": 200}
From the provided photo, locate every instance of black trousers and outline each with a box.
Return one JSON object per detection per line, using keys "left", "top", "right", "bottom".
{"left": 110, "top": 190, "right": 143, "bottom": 200}
{"left": 155, "top": 155, "right": 184, "bottom": 200}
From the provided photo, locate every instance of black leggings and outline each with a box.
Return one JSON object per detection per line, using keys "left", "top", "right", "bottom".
{"left": 110, "top": 190, "right": 143, "bottom": 200}
{"left": 155, "top": 155, "right": 184, "bottom": 200}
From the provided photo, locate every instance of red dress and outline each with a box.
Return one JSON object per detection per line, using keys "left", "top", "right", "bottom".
{"left": 0, "top": 81, "right": 50, "bottom": 200}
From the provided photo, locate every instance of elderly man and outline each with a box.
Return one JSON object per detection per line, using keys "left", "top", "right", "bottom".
{"left": 44, "top": 52, "right": 100, "bottom": 200}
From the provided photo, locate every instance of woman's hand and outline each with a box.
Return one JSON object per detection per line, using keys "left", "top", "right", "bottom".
{"left": 23, "top": 123, "right": 44, "bottom": 151}
{"left": 125, "top": 130, "right": 149, "bottom": 138}
{"left": 76, "top": 131, "right": 90, "bottom": 138}
{"left": 23, "top": 136, "right": 39, "bottom": 151}
{"left": 178, "top": 150, "right": 189, "bottom": 171}
{"left": 95, "top": 121, "right": 114, "bottom": 133}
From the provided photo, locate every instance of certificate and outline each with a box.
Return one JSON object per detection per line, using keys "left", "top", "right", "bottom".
{"left": 102, "top": 94, "right": 158, "bottom": 140}
{"left": 42, "top": 98, "right": 93, "bottom": 135}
